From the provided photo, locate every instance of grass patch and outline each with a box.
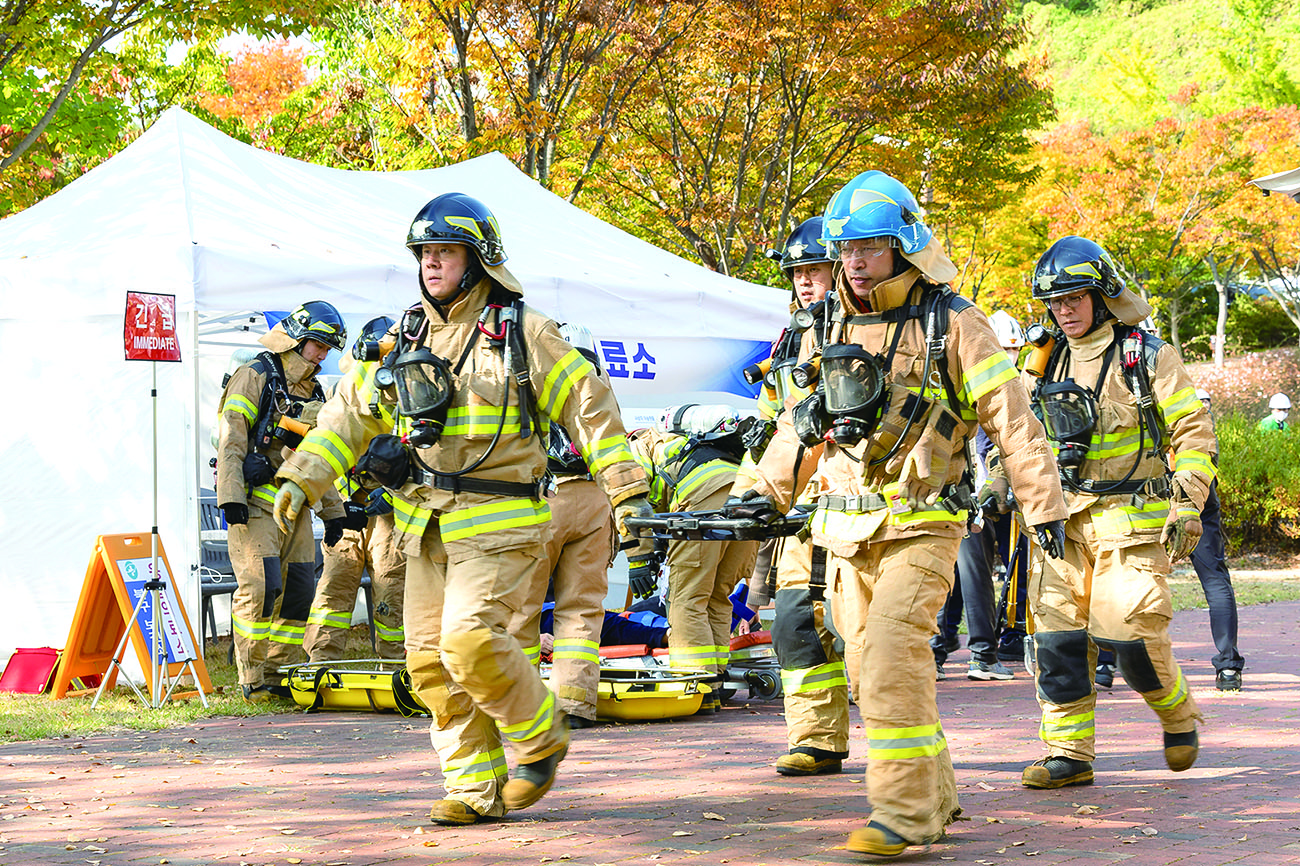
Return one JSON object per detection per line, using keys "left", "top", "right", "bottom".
{"left": 1, "top": 628, "right": 381, "bottom": 744}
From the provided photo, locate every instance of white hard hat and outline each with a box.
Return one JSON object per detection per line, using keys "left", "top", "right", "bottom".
{"left": 558, "top": 322, "right": 601, "bottom": 371}
{"left": 989, "top": 309, "right": 1025, "bottom": 349}
{"left": 1195, "top": 388, "right": 1211, "bottom": 402}
{"left": 1270, "top": 392, "right": 1292, "bottom": 410}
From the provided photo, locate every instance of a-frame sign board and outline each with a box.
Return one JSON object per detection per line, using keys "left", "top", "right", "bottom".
{"left": 50, "top": 533, "right": 212, "bottom": 700}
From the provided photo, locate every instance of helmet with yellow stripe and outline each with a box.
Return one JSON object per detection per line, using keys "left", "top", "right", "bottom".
{"left": 405, "top": 192, "right": 507, "bottom": 267}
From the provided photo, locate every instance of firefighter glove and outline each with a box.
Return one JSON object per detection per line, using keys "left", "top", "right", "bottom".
{"left": 1161, "top": 504, "right": 1202, "bottom": 563}
{"left": 323, "top": 517, "right": 346, "bottom": 548}
{"left": 723, "top": 489, "right": 781, "bottom": 524}
{"left": 628, "top": 555, "right": 658, "bottom": 601}
{"left": 364, "top": 487, "right": 394, "bottom": 516}
{"left": 614, "top": 494, "right": 655, "bottom": 539}
{"left": 978, "top": 476, "right": 1012, "bottom": 517}
{"left": 1034, "top": 519, "right": 1066, "bottom": 560}
{"left": 220, "top": 502, "right": 248, "bottom": 526}
{"left": 342, "top": 502, "right": 369, "bottom": 531}
{"left": 273, "top": 481, "right": 307, "bottom": 534}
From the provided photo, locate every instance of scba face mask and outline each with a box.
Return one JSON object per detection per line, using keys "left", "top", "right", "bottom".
{"left": 820, "top": 343, "right": 888, "bottom": 445}
{"left": 1036, "top": 378, "right": 1098, "bottom": 479}
{"left": 391, "top": 347, "right": 455, "bottom": 447}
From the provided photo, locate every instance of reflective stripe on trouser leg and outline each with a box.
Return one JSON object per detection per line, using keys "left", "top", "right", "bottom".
{"left": 368, "top": 513, "right": 407, "bottom": 659}
{"left": 1090, "top": 541, "right": 1201, "bottom": 733}
{"left": 428, "top": 538, "right": 567, "bottom": 765}
{"left": 228, "top": 507, "right": 311, "bottom": 686}
{"left": 774, "top": 538, "right": 849, "bottom": 755}
{"left": 666, "top": 486, "right": 758, "bottom": 676}
{"left": 266, "top": 560, "right": 314, "bottom": 671}
{"left": 841, "top": 534, "right": 960, "bottom": 844}
{"left": 540, "top": 480, "right": 612, "bottom": 720}
{"left": 1027, "top": 514, "right": 1102, "bottom": 761}
{"left": 304, "top": 529, "right": 366, "bottom": 663}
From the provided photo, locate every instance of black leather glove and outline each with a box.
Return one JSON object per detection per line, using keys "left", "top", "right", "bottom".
{"left": 1034, "top": 519, "right": 1066, "bottom": 560}
{"left": 323, "top": 518, "right": 346, "bottom": 547}
{"left": 220, "top": 502, "right": 248, "bottom": 526}
{"left": 723, "top": 489, "right": 781, "bottom": 524}
{"left": 628, "top": 555, "right": 658, "bottom": 601}
{"left": 342, "top": 502, "right": 369, "bottom": 531}
{"left": 364, "top": 487, "right": 394, "bottom": 516}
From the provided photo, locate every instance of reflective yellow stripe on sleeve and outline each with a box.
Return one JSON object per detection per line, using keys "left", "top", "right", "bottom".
{"left": 1174, "top": 449, "right": 1216, "bottom": 481}
{"left": 538, "top": 348, "right": 596, "bottom": 419}
{"left": 222, "top": 393, "right": 259, "bottom": 426}
{"left": 962, "top": 352, "right": 1019, "bottom": 403}
{"left": 582, "top": 435, "right": 635, "bottom": 475}
{"left": 299, "top": 430, "right": 356, "bottom": 478}
{"left": 1159, "top": 386, "right": 1200, "bottom": 425}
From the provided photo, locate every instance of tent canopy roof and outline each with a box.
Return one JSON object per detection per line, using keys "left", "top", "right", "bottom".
{"left": 1248, "top": 166, "right": 1300, "bottom": 203}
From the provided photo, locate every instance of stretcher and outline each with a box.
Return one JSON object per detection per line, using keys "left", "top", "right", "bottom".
{"left": 623, "top": 505, "right": 813, "bottom": 541}
{"left": 280, "top": 659, "right": 427, "bottom": 717}
{"left": 723, "top": 631, "right": 782, "bottom": 700}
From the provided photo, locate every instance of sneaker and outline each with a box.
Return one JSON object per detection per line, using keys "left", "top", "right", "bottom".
{"left": 774, "top": 748, "right": 843, "bottom": 776}
{"left": 1021, "top": 756, "right": 1094, "bottom": 789}
{"left": 1163, "top": 729, "right": 1198, "bottom": 772}
{"left": 936, "top": 662, "right": 946, "bottom": 682}
{"left": 429, "top": 799, "right": 484, "bottom": 826}
{"left": 502, "top": 739, "right": 568, "bottom": 811}
{"left": 846, "top": 821, "right": 911, "bottom": 856}
{"left": 1095, "top": 664, "right": 1114, "bottom": 689}
{"left": 968, "top": 660, "right": 1015, "bottom": 681}
{"left": 1216, "top": 669, "right": 1242, "bottom": 691}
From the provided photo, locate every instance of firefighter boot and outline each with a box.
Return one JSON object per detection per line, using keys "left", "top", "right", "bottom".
{"left": 429, "top": 799, "right": 484, "bottom": 826}
{"left": 846, "top": 821, "right": 911, "bottom": 857}
{"left": 503, "top": 740, "right": 569, "bottom": 811}
{"left": 1164, "top": 729, "right": 1199, "bottom": 772}
{"left": 1021, "top": 756, "right": 1094, "bottom": 789}
{"left": 774, "top": 747, "right": 843, "bottom": 777}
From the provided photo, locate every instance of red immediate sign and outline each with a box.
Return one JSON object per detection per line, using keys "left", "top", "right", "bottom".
{"left": 124, "top": 292, "right": 182, "bottom": 362}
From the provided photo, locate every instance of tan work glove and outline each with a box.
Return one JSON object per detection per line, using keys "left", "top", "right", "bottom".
{"left": 978, "top": 476, "right": 1012, "bottom": 516}
{"left": 614, "top": 494, "right": 656, "bottom": 557}
{"left": 273, "top": 480, "right": 308, "bottom": 534}
{"left": 296, "top": 400, "right": 325, "bottom": 428}
{"left": 1160, "top": 503, "right": 1203, "bottom": 563}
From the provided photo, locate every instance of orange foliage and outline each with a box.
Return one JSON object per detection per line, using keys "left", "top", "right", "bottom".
{"left": 200, "top": 40, "right": 308, "bottom": 129}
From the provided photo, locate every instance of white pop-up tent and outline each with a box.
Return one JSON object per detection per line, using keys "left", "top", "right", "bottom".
{"left": 1249, "top": 166, "right": 1300, "bottom": 202}
{"left": 0, "top": 107, "right": 787, "bottom": 659}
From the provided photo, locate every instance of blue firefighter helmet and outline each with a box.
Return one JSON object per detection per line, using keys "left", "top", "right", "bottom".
{"left": 282, "top": 301, "right": 347, "bottom": 353}
{"left": 405, "top": 192, "right": 507, "bottom": 267}
{"left": 777, "top": 217, "right": 834, "bottom": 280}
{"left": 820, "top": 171, "right": 933, "bottom": 256}
{"left": 1032, "top": 235, "right": 1126, "bottom": 301}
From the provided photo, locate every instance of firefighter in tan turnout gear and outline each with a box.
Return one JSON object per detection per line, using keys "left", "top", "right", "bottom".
{"left": 274, "top": 193, "right": 650, "bottom": 827}
{"left": 731, "top": 170, "right": 1068, "bottom": 857}
{"left": 303, "top": 317, "right": 408, "bottom": 662}
{"left": 628, "top": 412, "right": 758, "bottom": 714}
{"left": 216, "top": 301, "right": 348, "bottom": 702}
{"left": 1019, "top": 236, "right": 1216, "bottom": 789}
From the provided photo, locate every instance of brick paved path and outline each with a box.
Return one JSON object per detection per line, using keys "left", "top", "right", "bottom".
{"left": 3, "top": 601, "right": 1299, "bottom": 865}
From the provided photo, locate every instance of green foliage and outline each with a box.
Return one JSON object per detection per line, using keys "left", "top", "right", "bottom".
{"left": 1226, "top": 295, "right": 1300, "bottom": 353}
{"left": 1215, "top": 414, "right": 1300, "bottom": 552}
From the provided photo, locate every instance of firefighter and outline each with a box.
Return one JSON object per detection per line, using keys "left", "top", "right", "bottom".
{"left": 530, "top": 322, "right": 619, "bottom": 729}
{"left": 1020, "top": 235, "right": 1216, "bottom": 789}
{"left": 215, "top": 301, "right": 349, "bottom": 701}
{"left": 747, "top": 217, "right": 852, "bottom": 776}
{"left": 730, "top": 170, "right": 1068, "bottom": 856}
{"left": 303, "top": 316, "right": 408, "bottom": 662}
{"left": 628, "top": 415, "right": 758, "bottom": 714}
{"left": 273, "top": 193, "right": 650, "bottom": 826}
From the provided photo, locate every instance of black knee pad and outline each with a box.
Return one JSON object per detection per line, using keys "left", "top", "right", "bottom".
{"left": 772, "top": 588, "right": 829, "bottom": 670}
{"left": 280, "top": 561, "right": 316, "bottom": 621}
{"left": 260, "top": 557, "right": 283, "bottom": 616}
{"left": 1034, "top": 629, "right": 1092, "bottom": 704}
{"left": 1095, "top": 637, "right": 1162, "bottom": 693}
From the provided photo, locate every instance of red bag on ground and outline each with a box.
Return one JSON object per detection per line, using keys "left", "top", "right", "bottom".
{"left": 0, "top": 647, "right": 61, "bottom": 694}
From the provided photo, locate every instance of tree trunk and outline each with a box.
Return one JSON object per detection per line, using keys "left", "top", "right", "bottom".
{"left": 1168, "top": 296, "right": 1182, "bottom": 357}
{"left": 1207, "top": 254, "right": 1229, "bottom": 368}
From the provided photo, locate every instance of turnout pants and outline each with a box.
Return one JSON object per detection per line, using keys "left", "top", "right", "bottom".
{"left": 228, "top": 507, "right": 316, "bottom": 686}
{"left": 304, "top": 513, "right": 406, "bottom": 662}
{"left": 405, "top": 523, "right": 566, "bottom": 818}
{"left": 665, "top": 486, "right": 758, "bottom": 677}
{"left": 773, "top": 537, "right": 850, "bottom": 755}
{"left": 834, "top": 534, "right": 961, "bottom": 844}
{"left": 541, "top": 478, "right": 615, "bottom": 722}
{"left": 1030, "top": 508, "right": 1201, "bottom": 762}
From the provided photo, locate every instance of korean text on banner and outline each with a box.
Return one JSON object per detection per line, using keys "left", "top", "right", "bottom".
{"left": 124, "top": 292, "right": 182, "bottom": 362}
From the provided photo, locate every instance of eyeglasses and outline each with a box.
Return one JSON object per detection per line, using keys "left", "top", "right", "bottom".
{"left": 1046, "top": 292, "right": 1090, "bottom": 313}
{"left": 420, "top": 245, "right": 465, "bottom": 262}
{"left": 838, "top": 242, "right": 893, "bottom": 262}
